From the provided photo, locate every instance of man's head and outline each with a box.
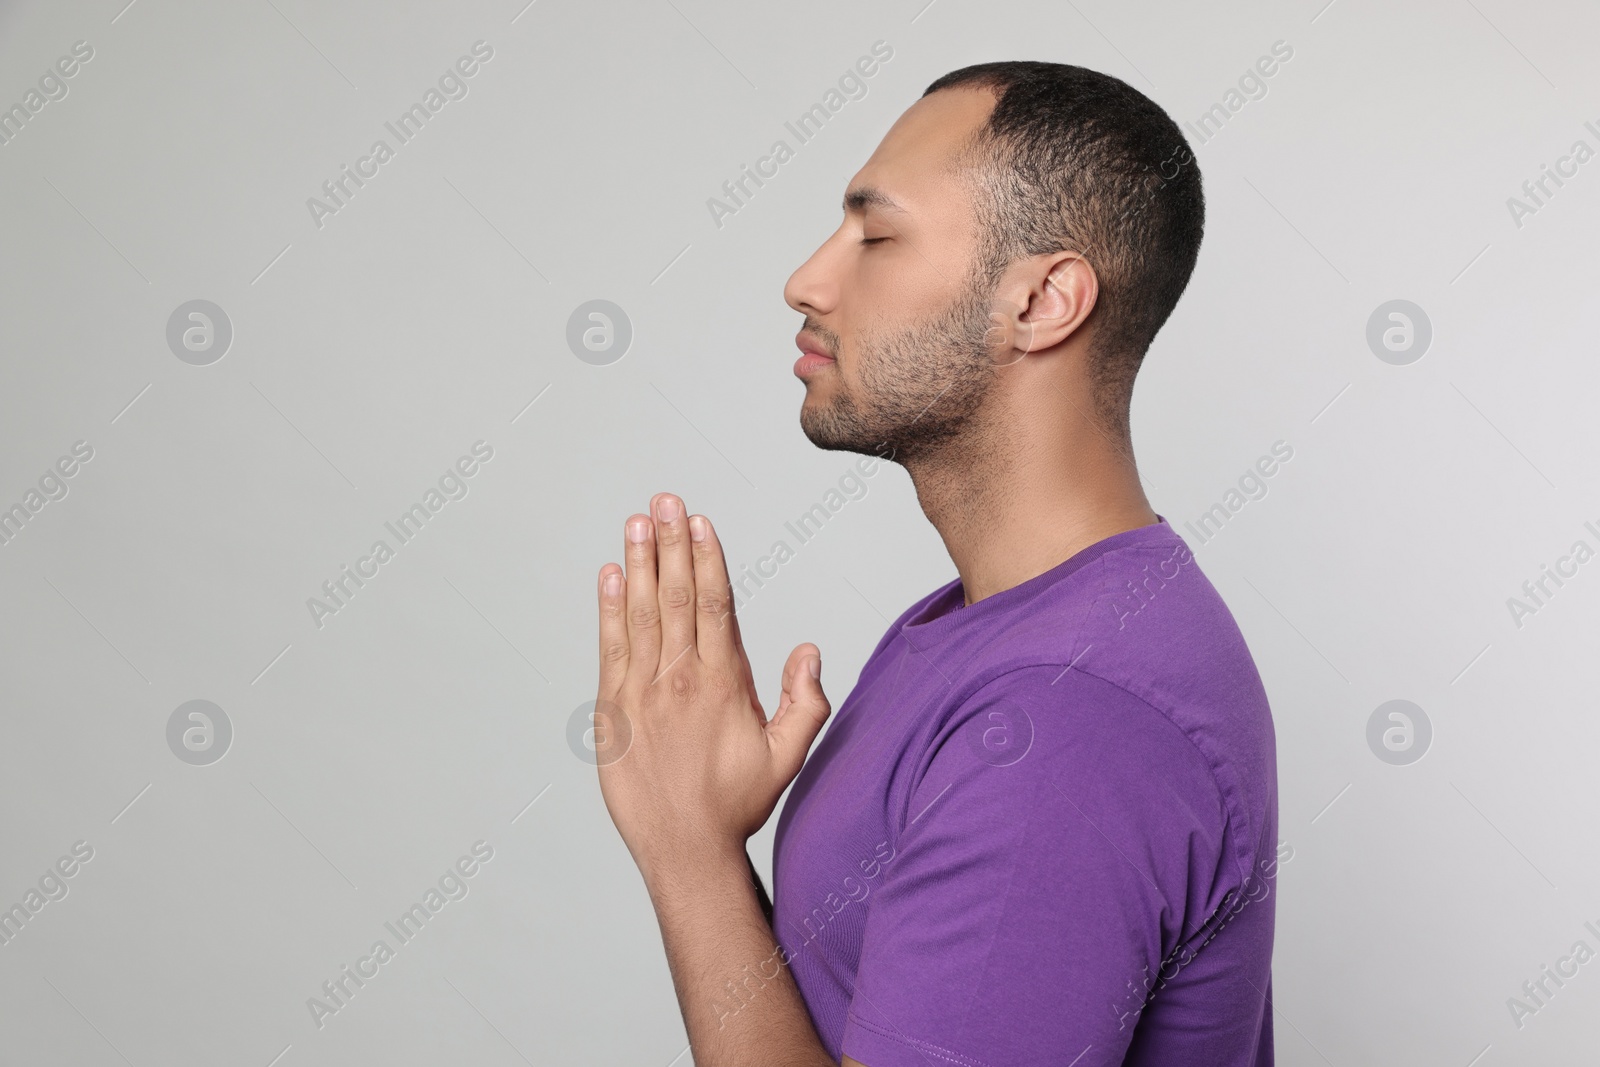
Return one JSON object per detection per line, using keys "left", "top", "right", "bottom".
{"left": 784, "top": 61, "right": 1204, "bottom": 462}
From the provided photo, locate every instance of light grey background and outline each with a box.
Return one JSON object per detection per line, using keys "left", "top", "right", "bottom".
{"left": 1, "top": 0, "right": 1596, "bottom": 1063}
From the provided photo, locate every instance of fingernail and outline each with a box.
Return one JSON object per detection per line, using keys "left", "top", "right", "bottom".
{"left": 627, "top": 519, "right": 651, "bottom": 544}
{"left": 689, "top": 516, "right": 708, "bottom": 542}
{"left": 604, "top": 572, "right": 622, "bottom": 596}
{"left": 807, "top": 656, "right": 821, "bottom": 680}
{"left": 657, "top": 496, "right": 681, "bottom": 522}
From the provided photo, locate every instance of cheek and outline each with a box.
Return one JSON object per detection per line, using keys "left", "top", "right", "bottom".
{"left": 823, "top": 340, "right": 859, "bottom": 391}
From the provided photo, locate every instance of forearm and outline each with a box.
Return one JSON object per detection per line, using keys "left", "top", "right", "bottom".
{"left": 643, "top": 846, "right": 833, "bottom": 1067}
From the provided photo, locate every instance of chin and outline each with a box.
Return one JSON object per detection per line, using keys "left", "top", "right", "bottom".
{"left": 797, "top": 384, "right": 836, "bottom": 424}
{"left": 799, "top": 413, "right": 875, "bottom": 456}
{"left": 797, "top": 408, "right": 839, "bottom": 450}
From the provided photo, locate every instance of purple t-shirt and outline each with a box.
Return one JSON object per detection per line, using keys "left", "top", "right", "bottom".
{"left": 771, "top": 518, "right": 1279, "bottom": 1067}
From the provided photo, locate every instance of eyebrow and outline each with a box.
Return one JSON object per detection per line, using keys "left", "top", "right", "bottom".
{"left": 842, "top": 186, "right": 905, "bottom": 214}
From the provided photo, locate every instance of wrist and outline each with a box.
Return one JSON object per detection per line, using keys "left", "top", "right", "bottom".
{"left": 639, "top": 836, "right": 750, "bottom": 903}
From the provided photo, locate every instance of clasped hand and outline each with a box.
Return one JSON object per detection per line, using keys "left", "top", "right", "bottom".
{"left": 593, "top": 493, "right": 831, "bottom": 882}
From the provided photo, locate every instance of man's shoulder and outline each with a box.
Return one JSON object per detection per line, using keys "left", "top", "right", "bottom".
{"left": 943, "top": 533, "right": 1278, "bottom": 874}
{"left": 974, "top": 528, "right": 1266, "bottom": 709}
{"left": 871, "top": 525, "right": 1275, "bottom": 813}
{"left": 950, "top": 663, "right": 1225, "bottom": 795}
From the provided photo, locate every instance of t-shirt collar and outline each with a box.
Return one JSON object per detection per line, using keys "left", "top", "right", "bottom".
{"left": 896, "top": 515, "right": 1175, "bottom": 645}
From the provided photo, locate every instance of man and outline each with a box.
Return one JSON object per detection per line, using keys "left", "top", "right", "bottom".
{"left": 593, "top": 61, "right": 1279, "bottom": 1066}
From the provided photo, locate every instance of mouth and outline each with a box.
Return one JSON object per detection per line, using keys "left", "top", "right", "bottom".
{"left": 793, "top": 352, "right": 836, "bottom": 379}
{"left": 794, "top": 332, "right": 836, "bottom": 380}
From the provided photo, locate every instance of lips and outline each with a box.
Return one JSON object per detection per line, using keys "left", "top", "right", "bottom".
{"left": 794, "top": 353, "right": 835, "bottom": 378}
{"left": 794, "top": 332, "right": 836, "bottom": 380}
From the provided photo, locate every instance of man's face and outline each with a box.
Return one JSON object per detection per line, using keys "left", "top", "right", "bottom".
{"left": 784, "top": 87, "right": 1005, "bottom": 462}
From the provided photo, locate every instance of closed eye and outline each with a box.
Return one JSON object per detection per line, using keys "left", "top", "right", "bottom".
{"left": 860, "top": 237, "right": 888, "bottom": 245}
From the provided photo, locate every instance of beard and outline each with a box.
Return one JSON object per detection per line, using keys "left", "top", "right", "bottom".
{"left": 799, "top": 263, "right": 1002, "bottom": 464}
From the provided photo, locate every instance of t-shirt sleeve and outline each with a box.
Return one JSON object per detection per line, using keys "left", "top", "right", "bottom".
{"left": 840, "top": 666, "right": 1229, "bottom": 1067}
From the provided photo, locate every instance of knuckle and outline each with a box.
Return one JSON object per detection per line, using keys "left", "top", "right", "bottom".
{"left": 697, "top": 588, "right": 729, "bottom": 617}
{"left": 629, "top": 605, "right": 660, "bottom": 630}
{"left": 601, "top": 641, "right": 630, "bottom": 666}
{"left": 660, "top": 583, "right": 694, "bottom": 610}
{"left": 669, "top": 671, "right": 697, "bottom": 700}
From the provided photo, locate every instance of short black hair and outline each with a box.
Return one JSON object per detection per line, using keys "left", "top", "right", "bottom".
{"left": 923, "top": 62, "right": 1204, "bottom": 439}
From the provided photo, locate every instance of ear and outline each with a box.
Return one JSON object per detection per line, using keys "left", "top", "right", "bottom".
{"left": 986, "top": 251, "right": 1099, "bottom": 367}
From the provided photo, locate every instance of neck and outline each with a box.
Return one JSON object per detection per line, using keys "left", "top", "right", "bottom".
{"left": 903, "top": 403, "right": 1158, "bottom": 606}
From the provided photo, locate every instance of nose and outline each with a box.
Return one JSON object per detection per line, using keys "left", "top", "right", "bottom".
{"left": 784, "top": 233, "right": 841, "bottom": 318}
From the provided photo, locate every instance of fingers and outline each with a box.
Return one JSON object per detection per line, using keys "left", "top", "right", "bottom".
{"left": 769, "top": 643, "right": 831, "bottom": 782}
{"left": 688, "top": 512, "right": 738, "bottom": 670}
{"left": 623, "top": 512, "right": 661, "bottom": 679}
{"left": 597, "top": 564, "right": 629, "bottom": 697}
{"left": 775, "top": 641, "right": 805, "bottom": 715}
{"left": 650, "top": 493, "right": 698, "bottom": 674}
{"left": 775, "top": 642, "right": 821, "bottom": 721}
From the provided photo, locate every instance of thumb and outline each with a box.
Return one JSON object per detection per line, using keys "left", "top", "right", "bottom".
{"left": 769, "top": 643, "right": 832, "bottom": 780}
